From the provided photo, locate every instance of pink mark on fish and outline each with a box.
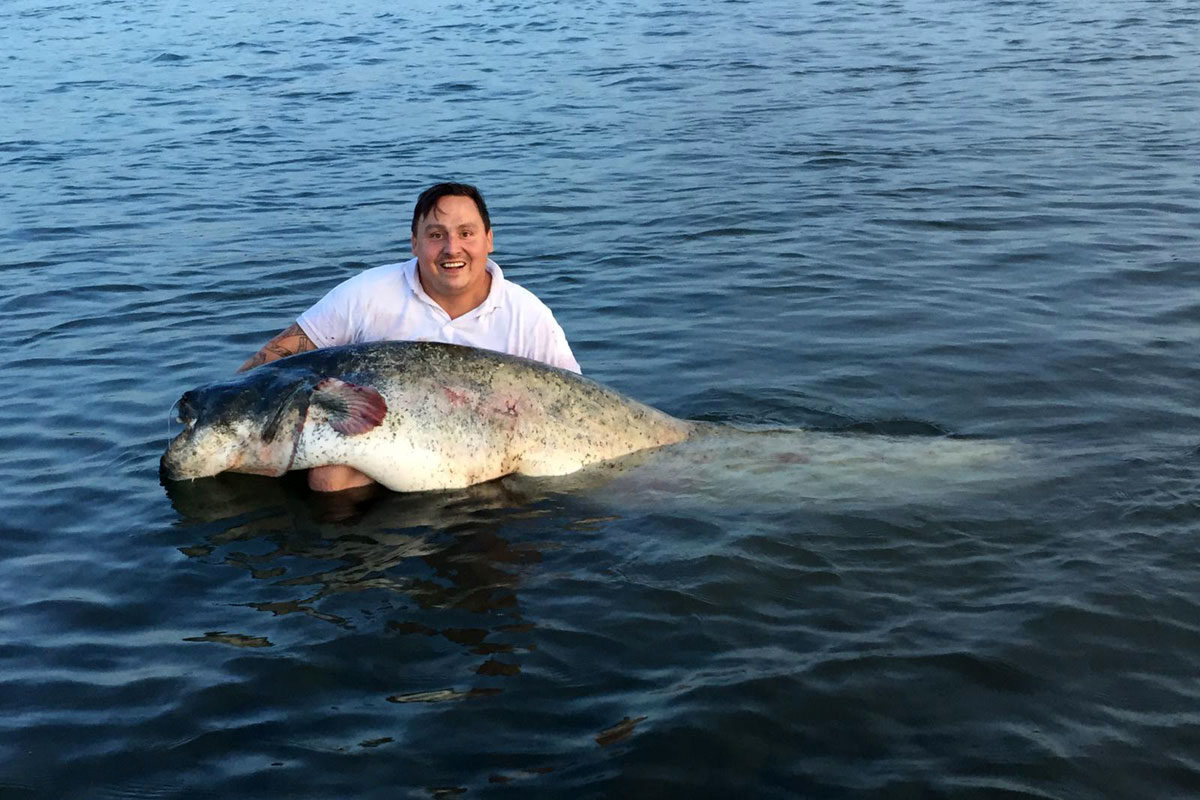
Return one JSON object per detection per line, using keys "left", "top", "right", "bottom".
{"left": 443, "top": 387, "right": 470, "bottom": 406}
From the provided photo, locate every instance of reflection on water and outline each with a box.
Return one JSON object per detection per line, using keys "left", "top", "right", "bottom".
{"left": 167, "top": 474, "right": 545, "bottom": 599}
{"left": 166, "top": 472, "right": 558, "bottom": 690}
{"left": 157, "top": 472, "right": 685, "bottom": 791}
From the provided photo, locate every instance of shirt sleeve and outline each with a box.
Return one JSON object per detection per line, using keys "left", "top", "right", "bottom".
{"left": 295, "top": 274, "right": 361, "bottom": 348}
{"left": 533, "top": 317, "right": 581, "bottom": 374}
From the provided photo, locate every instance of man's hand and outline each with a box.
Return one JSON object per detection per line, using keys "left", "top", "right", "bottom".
{"left": 308, "top": 465, "right": 375, "bottom": 492}
{"left": 237, "top": 322, "right": 316, "bottom": 372}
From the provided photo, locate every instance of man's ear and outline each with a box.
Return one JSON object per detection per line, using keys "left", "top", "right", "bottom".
{"left": 486, "top": 228, "right": 494, "bottom": 254}
{"left": 411, "top": 234, "right": 418, "bottom": 256}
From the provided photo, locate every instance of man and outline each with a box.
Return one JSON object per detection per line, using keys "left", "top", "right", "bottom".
{"left": 238, "top": 182, "right": 580, "bottom": 492}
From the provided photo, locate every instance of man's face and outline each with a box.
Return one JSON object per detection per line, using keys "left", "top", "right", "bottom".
{"left": 411, "top": 195, "right": 495, "bottom": 309}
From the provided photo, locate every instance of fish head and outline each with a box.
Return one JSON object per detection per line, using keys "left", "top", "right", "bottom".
{"left": 161, "top": 368, "right": 316, "bottom": 481}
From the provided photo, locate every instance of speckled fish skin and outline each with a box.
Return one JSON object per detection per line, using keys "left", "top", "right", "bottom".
{"left": 162, "top": 341, "right": 696, "bottom": 492}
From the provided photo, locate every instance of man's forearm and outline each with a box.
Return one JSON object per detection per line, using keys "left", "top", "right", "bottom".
{"left": 237, "top": 322, "right": 316, "bottom": 372}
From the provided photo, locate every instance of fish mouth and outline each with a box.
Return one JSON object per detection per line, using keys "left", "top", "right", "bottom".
{"left": 159, "top": 430, "right": 194, "bottom": 480}
{"left": 159, "top": 449, "right": 184, "bottom": 483}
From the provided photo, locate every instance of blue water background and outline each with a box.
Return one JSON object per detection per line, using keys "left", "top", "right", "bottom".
{"left": 2, "top": 0, "right": 1200, "bottom": 797}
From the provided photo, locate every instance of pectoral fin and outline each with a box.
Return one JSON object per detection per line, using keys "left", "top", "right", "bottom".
{"left": 311, "top": 378, "right": 387, "bottom": 435}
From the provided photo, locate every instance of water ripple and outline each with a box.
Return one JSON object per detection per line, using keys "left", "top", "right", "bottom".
{"left": 2, "top": 0, "right": 1200, "bottom": 796}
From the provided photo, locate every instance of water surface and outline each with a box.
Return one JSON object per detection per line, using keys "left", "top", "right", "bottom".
{"left": 2, "top": 0, "right": 1199, "bottom": 797}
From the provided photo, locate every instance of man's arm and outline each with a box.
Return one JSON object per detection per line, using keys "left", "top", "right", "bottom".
{"left": 237, "top": 322, "right": 317, "bottom": 372}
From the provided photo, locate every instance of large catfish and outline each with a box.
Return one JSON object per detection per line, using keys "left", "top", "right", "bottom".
{"left": 161, "top": 341, "right": 695, "bottom": 491}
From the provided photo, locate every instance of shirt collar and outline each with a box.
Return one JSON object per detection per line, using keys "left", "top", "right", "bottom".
{"left": 404, "top": 257, "right": 505, "bottom": 318}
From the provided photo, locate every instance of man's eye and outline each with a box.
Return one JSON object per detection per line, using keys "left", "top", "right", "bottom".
{"left": 429, "top": 232, "right": 443, "bottom": 239}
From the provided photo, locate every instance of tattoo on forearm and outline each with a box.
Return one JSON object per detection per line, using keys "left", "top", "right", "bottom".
{"left": 240, "top": 351, "right": 272, "bottom": 371}
{"left": 238, "top": 322, "right": 316, "bottom": 372}
{"left": 279, "top": 323, "right": 314, "bottom": 347}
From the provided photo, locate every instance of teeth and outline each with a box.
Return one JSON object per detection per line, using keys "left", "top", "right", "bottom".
{"left": 441, "top": 261, "right": 465, "bottom": 268}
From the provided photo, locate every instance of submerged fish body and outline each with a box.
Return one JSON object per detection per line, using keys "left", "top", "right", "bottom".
{"left": 162, "top": 341, "right": 696, "bottom": 492}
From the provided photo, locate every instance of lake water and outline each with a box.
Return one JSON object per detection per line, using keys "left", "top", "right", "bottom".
{"left": 3, "top": 0, "right": 1200, "bottom": 796}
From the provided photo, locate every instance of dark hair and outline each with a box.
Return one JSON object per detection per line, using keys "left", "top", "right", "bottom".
{"left": 411, "top": 183, "right": 491, "bottom": 234}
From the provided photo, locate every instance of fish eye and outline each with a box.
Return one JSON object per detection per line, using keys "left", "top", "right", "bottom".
{"left": 167, "top": 398, "right": 191, "bottom": 440}
{"left": 176, "top": 394, "right": 195, "bottom": 423}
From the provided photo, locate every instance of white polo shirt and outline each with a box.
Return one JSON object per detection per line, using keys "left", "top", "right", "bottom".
{"left": 297, "top": 258, "right": 581, "bottom": 373}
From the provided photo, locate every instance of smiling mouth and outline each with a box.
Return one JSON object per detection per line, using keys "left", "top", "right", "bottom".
{"left": 439, "top": 261, "right": 466, "bottom": 270}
